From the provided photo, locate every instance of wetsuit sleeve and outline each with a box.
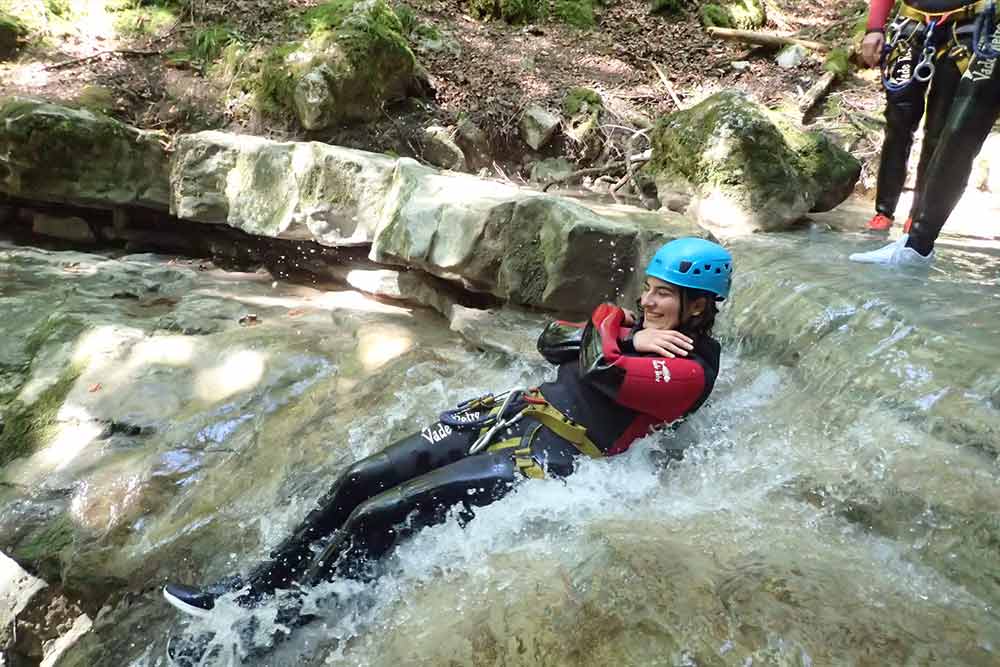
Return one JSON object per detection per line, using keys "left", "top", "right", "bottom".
{"left": 578, "top": 303, "right": 706, "bottom": 420}
{"left": 867, "top": 0, "right": 893, "bottom": 30}
{"left": 537, "top": 320, "right": 585, "bottom": 364}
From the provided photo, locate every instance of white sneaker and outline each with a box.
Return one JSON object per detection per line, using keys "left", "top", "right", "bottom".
{"left": 848, "top": 234, "right": 935, "bottom": 266}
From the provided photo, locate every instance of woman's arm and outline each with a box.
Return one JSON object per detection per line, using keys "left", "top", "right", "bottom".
{"left": 578, "top": 304, "right": 706, "bottom": 421}
{"left": 867, "top": 0, "right": 893, "bottom": 31}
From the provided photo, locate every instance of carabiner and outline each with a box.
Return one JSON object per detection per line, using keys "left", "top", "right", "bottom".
{"left": 468, "top": 390, "right": 518, "bottom": 454}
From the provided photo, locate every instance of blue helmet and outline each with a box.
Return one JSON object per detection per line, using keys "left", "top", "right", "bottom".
{"left": 645, "top": 237, "right": 733, "bottom": 300}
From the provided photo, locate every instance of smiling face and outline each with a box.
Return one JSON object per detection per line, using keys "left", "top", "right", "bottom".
{"left": 639, "top": 276, "right": 708, "bottom": 332}
{"left": 639, "top": 276, "right": 683, "bottom": 331}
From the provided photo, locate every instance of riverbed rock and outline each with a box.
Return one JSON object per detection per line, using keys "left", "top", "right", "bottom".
{"left": 169, "top": 131, "right": 396, "bottom": 244}
{"left": 454, "top": 118, "right": 492, "bottom": 171}
{"left": 647, "top": 91, "right": 861, "bottom": 233}
{"left": 519, "top": 106, "right": 561, "bottom": 151}
{"left": 1, "top": 550, "right": 47, "bottom": 650}
{"left": 421, "top": 125, "right": 467, "bottom": 172}
{"left": 0, "top": 12, "right": 26, "bottom": 60}
{"left": 286, "top": 0, "right": 418, "bottom": 130}
{"left": 31, "top": 213, "right": 96, "bottom": 244}
{"left": 369, "top": 159, "right": 708, "bottom": 311}
{"left": 529, "top": 157, "right": 574, "bottom": 183}
{"left": 0, "top": 97, "right": 170, "bottom": 210}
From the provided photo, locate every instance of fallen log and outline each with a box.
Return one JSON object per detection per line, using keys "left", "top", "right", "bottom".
{"left": 707, "top": 27, "right": 831, "bottom": 53}
{"left": 799, "top": 70, "right": 839, "bottom": 120}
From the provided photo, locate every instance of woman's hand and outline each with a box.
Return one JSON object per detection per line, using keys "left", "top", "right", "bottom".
{"left": 861, "top": 31, "right": 884, "bottom": 68}
{"left": 633, "top": 329, "right": 693, "bottom": 358}
{"left": 622, "top": 308, "right": 637, "bottom": 326}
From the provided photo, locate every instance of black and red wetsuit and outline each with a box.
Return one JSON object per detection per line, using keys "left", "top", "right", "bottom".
{"left": 231, "top": 303, "right": 721, "bottom": 594}
{"left": 868, "top": 0, "right": 979, "bottom": 221}
{"left": 907, "top": 5, "right": 1000, "bottom": 254}
{"left": 537, "top": 303, "right": 719, "bottom": 455}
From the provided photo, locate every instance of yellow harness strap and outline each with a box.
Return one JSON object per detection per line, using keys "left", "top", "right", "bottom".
{"left": 481, "top": 391, "right": 606, "bottom": 479}
{"left": 900, "top": 0, "right": 989, "bottom": 23}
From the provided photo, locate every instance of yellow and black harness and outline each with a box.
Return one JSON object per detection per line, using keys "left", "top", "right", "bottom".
{"left": 439, "top": 389, "right": 605, "bottom": 479}
{"left": 882, "top": 1, "right": 987, "bottom": 91}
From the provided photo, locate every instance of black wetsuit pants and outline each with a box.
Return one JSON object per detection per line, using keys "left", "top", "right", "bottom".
{"left": 241, "top": 410, "right": 580, "bottom": 594}
{"left": 908, "top": 22, "right": 1000, "bottom": 253}
{"left": 876, "top": 16, "right": 973, "bottom": 218}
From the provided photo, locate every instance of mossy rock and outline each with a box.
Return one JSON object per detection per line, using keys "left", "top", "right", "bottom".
{"left": 0, "top": 363, "right": 81, "bottom": 467}
{"left": 0, "top": 10, "right": 28, "bottom": 59}
{"left": 650, "top": 0, "right": 685, "bottom": 14}
{"left": 562, "top": 86, "right": 602, "bottom": 116}
{"left": 700, "top": 0, "right": 764, "bottom": 29}
{"left": 552, "top": 0, "right": 598, "bottom": 28}
{"left": 647, "top": 90, "right": 860, "bottom": 232}
{"left": 0, "top": 97, "right": 170, "bottom": 209}
{"left": 258, "top": 0, "right": 418, "bottom": 129}
{"left": 468, "top": 0, "right": 546, "bottom": 24}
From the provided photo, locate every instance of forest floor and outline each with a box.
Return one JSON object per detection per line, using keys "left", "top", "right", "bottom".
{"left": 1, "top": 0, "right": 885, "bottom": 186}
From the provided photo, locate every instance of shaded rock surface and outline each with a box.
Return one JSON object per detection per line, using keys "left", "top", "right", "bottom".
{"left": 0, "top": 98, "right": 169, "bottom": 210}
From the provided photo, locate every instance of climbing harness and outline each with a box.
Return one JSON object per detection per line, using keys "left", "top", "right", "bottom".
{"left": 882, "top": 18, "right": 938, "bottom": 92}
{"left": 882, "top": 1, "right": 990, "bottom": 91}
{"left": 441, "top": 388, "right": 606, "bottom": 477}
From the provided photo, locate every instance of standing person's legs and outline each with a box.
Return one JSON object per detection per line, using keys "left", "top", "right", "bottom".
{"left": 874, "top": 19, "right": 930, "bottom": 225}
{"left": 908, "top": 38, "right": 1000, "bottom": 255}
{"left": 908, "top": 31, "right": 973, "bottom": 221}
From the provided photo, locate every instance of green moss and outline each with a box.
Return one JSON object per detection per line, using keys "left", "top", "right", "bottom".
{"left": 562, "top": 86, "right": 602, "bottom": 116}
{"left": 700, "top": 0, "right": 764, "bottom": 29}
{"left": 650, "top": 0, "right": 684, "bottom": 14}
{"left": 723, "top": 0, "right": 765, "bottom": 29}
{"left": 188, "top": 24, "right": 238, "bottom": 64}
{"left": 700, "top": 3, "right": 730, "bottom": 28}
{"left": 253, "top": 42, "right": 301, "bottom": 117}
{"left": 13, "top": 513, "right": 75, "bottom": 564}
{"left": 112, "top": 5, "right": 176, "bottom": 37}
{"left": 468, "top": 0, "right": 545, "bottom": 24}
{"left": 0, "top": 364, "right": 81, "bottom": 467}
{"left": 395, "top": 2, "right": 418, "bottom": 34}
{"left": 42, "top": 0, "right": 67, "bottom": 17}
{"left": 824, "top": 47, "right": 851, "bottom": 77}
{"left": 75, "top": 85, "right": 116, "bottom": 114}
{"left": 552, "top": 0, "right": 595, "bottom": 27}
{"left": 0, "top": 10, "right": 28, "bottom": 35}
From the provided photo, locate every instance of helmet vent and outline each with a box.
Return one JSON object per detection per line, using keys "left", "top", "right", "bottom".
{"left": 678, "top": 260, "right": 693, "bottom": 273}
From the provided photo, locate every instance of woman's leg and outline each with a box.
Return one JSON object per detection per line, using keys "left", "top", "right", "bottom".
{"left": 876, "top": 20, "right": 929, "bottom": 219}
{"left": 302, "top": 451, "right": 520, "bottom": 583}
{"left": 303, "top": 423, "right": 582, "bottom": 584}
{"left": 244, "top": 420, "right": 478, "bottom": 595}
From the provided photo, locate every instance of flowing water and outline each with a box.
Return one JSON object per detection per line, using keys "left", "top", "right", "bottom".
{"left": 1, "top": 224, "right": 999, "bottom": 667}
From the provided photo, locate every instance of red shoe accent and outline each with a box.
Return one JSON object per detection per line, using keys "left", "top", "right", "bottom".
{"left": 866, "top": 213, "right": 894, "bottom": 232}
{"left": 902, "top": 217, "right": 913, "bottom": 233}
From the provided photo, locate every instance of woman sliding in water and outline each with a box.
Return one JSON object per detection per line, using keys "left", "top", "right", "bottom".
{"left": 163, "top": 237, "right": 733, "bottom": 630}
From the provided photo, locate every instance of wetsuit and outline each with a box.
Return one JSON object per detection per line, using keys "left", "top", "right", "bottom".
{"left": 238, "top": 303, "right": 720, "bottom": 593}
{"left": 868, "top": 0, "right": 979, "bottom": 221}
{"left": 907, "top": 4, "right": 1000, "bottom": 254}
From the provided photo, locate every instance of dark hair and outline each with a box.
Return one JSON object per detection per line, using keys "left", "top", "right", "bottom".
{"left": 678, "top": 288, "right": 718, "bottom": 339}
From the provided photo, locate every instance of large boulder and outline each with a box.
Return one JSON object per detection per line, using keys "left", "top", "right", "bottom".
{"left": 647, "top": 91, "right": 860, "bottom": 234}
{"left": 0, "top": 97, "right": 170, "bottom": 209}
{"left": 0, "top": 11, "right": 27, "bottom": 60}
{"left": 285, "top": 0, "right": 419, "bottom": 130}
{"left": 370, "top": 159, "right": 708, "bottom": 311}
{"left": 169, "top": 131, "right": 396, "bottom": 244}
